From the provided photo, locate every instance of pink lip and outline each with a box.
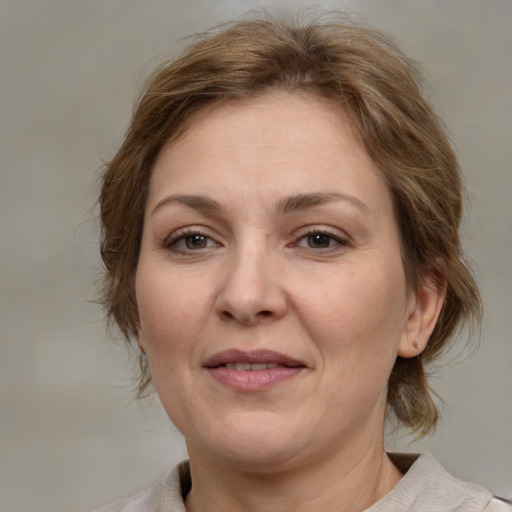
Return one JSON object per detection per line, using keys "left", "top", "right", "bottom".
{"left": 203, "top": 349, "right": 306, "bottom": 392}
{"left": 204, "top": 349, "right": 304, "bottom": 368}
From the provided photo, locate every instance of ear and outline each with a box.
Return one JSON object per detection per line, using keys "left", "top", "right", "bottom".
{"left": 398, "top": 275, "right": 446, "bottom": 358}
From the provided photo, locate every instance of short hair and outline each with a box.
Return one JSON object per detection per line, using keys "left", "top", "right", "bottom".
{"left": 99, "top": 13, "right": 481, "bottom": 436}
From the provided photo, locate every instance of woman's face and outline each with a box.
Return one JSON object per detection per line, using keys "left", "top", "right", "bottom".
{"left": 136, "top": 92, "right": 426, "bottom": 471}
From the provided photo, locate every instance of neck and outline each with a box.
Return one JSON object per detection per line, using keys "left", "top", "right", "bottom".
{"left": 185, "top": 434, "right": 402, "bottom": 512}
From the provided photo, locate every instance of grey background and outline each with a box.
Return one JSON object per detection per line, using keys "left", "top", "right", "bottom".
{"left": 0, "top": 1, "right": 510, "bottom": 511}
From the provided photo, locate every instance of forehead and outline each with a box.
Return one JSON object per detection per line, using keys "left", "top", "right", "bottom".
{"left": 148, "top": 91, "right": 391, "bottom": 214}
{"left": 165, "top": 92, "right": 362, "bottom": 158}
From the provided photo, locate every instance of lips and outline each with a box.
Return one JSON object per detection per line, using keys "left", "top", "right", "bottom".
{"left": 225, "top": 362, "right": 278, "bottom": 371}
{"left": 203, "top": 349, "right": 305, "bottom": 369}
{"left": 203, "top": 349, "right": 306, "bottom": 391}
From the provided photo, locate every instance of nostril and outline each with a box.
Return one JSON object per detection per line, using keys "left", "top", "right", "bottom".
{"left": 258, "top": 310, "right": 272, "bottom": 317}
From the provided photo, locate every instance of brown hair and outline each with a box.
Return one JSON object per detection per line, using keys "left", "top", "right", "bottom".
{"left": 99, "top": 13, "right": 481, "bottom": 436}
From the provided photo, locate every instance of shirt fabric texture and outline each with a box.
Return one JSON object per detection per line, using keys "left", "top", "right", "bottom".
{"left": 93, "top": 453, "right": 511, "bottom": 512}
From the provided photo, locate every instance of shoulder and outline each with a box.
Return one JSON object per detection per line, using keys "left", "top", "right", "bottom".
{"left": 91, "top": 461, "right": 189, "bottom": 512}
{"left": 369, "top": 453, "right": 510, "bottom": 512}
{"left": 485, "top": 497, "right": 512, "bottom": 511}
{"left": 92, "top": 490, "right": 149, "bottom": 512}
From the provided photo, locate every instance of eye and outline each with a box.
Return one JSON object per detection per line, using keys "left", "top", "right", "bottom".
{"left": 292, "top": 229, "right": 348, "bottom": 251}
{"left": 304, "top": 233, "right": 336, "bottom": 249}
{"left": 166, "top": 229, "right": 219, "bottom": 253}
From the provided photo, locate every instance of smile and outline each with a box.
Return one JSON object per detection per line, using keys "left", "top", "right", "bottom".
{"left": 204, "top": 349, "right": 306, "bottom": 391}
{"left": 203, "top": 348, "right": 305, "bottom": 369}
{"left": 224, "top": 362, "right": 279, "bottom": 371}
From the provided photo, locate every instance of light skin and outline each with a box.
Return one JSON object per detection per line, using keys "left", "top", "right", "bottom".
{"left": 135, "top": 92, "right": 445, "bottom": 512}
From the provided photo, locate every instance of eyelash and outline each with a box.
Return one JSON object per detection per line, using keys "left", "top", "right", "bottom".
{"left": 165, "top": 226, "right": 349, "bottom": 256}
{"left": 290, "top": 228, "right": 349, "bottom": 251}
{"left": 164, "top": 227, "right": 219, "bottom": 253}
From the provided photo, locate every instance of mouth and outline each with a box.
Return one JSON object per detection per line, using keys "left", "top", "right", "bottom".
{"left": 224, "top": 362, "right": 279, "bottom": 371}
{"left": 203, "top": 349, "right": 306, "bottom": 370}
{"left": 203, "top": 349, "right": 306, "bottom": 391}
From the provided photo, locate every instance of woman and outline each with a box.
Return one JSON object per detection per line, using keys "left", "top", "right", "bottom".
{"left": 96, "top": 14, "right": 510, "bottom": 512}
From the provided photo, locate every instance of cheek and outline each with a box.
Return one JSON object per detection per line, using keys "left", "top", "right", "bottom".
{"left": 305, "top": 271, "right": 407, "bottom": 417}
{"left": 135, "top": 266, "right": 209, "bottom": 359}
{"left": 296, "top": 261, "right": 408, "bottom": 372}
{"left": 139, "top": 256, "right": 215, "bottom": 312}
{"left": 135, "top": 271, "right": 198, "bottom": 406}
{"left": 305, "top": 269, "right": 405, "bottom": 335}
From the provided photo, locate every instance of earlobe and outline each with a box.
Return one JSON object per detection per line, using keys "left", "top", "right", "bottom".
{"left": 398, "top": 276, "right": 446, "bottom": 358}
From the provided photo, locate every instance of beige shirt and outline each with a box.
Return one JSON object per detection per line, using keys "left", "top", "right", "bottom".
{"left": 94, "top": 453, "right": 511, "bottom": 512}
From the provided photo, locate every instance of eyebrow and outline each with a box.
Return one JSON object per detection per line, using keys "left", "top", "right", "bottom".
{"left": 150, "top": 191, "right": 368, "bottom": 217}
{"left": 277, "top": 192, "right": 369, "bottom": 215}
{"left": 151, "top": 194, "right": 223, "bottom": 217}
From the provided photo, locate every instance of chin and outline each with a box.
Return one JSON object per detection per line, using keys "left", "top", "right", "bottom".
{"left": 187, "top": 413, "right": 314, "bottom": 472}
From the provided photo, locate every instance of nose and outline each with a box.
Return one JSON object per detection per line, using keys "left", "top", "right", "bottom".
{"left": 215, "top": 242, "right": 288, "bottom": 326}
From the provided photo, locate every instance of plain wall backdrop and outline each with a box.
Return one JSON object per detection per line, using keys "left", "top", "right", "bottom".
{"left": 0, "top": 1, "right": 510, "bottom": 511}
